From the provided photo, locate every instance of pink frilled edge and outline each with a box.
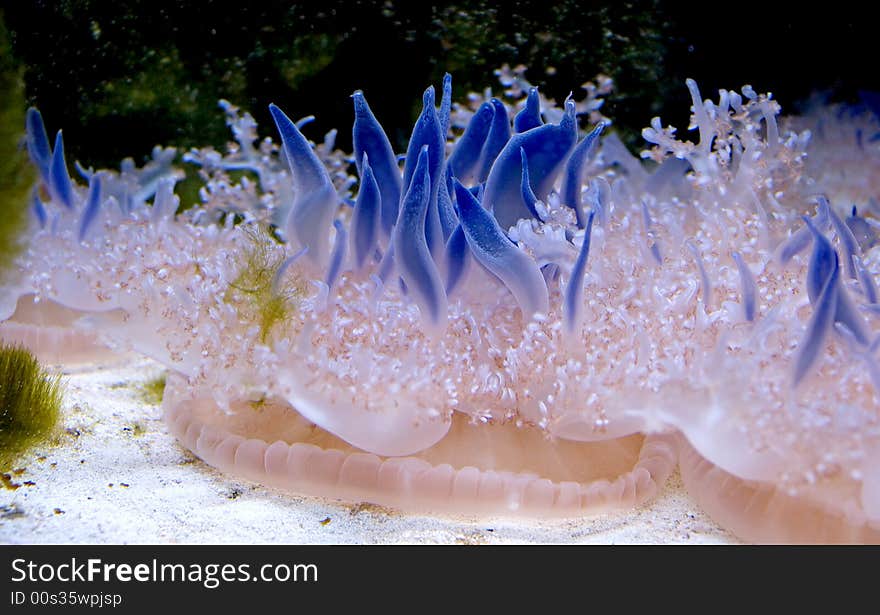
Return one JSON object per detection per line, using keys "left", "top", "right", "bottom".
{"left": 679, "top": 437, "right": 880, "bottom": 544}
{"left": 163, "top": 379, "right": 678, "bottom": 517}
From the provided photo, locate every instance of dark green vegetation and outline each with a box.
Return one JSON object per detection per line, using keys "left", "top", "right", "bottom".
{"left": 0, "top": 12, "right": 34, "bottom": 283}
{"left": 0, "top": 344, "right": 63, "bottom": 472}
{"left": 2, "top": 1, "right": 676, "bottom": 172}
{"left": 2, "top": 2, "right": 878, "bottom": 199}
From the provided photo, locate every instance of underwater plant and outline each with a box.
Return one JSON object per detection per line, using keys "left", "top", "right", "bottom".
{"left": 4, "top": 65, "right": 880, "bottom": 542}
{"left": 0, "top": 14, "right": 34, "bottom": 299}
{"left": 224, "top": 225, "right": 306, "bottom": 344}
{"left": 0, "top": 343, "right": 62, "bottom": 473}
{"left": 138, "top": 373, "right": 167, "bottom": 406}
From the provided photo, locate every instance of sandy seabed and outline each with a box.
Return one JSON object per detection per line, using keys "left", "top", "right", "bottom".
{"left": 0, "top": 355, "right": 738, "bottom": 545}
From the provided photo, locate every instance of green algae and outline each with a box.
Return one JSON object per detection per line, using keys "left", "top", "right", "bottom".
{"left": 226, "top": 225, "right": 305, "bottom": 344}
{"left": 138, "top": 373, "right": 166, "bottom": 406}
{"left": 0, "top": 344, "right": 63, "bottom": 472}
{"left": 0, "top": 12, "right": 34, "bottom": 284}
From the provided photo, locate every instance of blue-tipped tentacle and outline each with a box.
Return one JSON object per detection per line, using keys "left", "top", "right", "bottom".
{"left": 350, "top": 154, "right": 381, "bottom": 270}
{"left": 779, "top": 227, "right": 812, "bottom": 265}
{"left": 476, "top": 98, "right": 513, "bottom": 183}
{"left": 804, "top": 215, "right": 837, "bottom": 304}
{"left": 561, "top": 121, "right": 607, "bottom": 228}
{"left": 448, "top": 102, "right": 494, "bottom": 185}
{"left": 439, "top": 73, "right": 453, "bottom": 139}
{"left": 514, "top": 87, "right": 543, "bottom": 133}
{"left": 352, "top": 91, "right": 402, "bottom": 236}
{"left": 779, "top": 200, "right": 831, "bottom": 264}
{"left": 25, "top": 108, "right": 51, "bottom": 183}
{"left": 731, "top": 251, "right": 757, "bottom": 322}
{"left": 31, "top": 188, "right": 47, "bottom": 228}
{"left": 825, "top": 198, "right": 860, "bottom": 279}
{"left": 401, "top": 87, "right": 446, "bottom": 259}
{"left": 454, "top": 179, "right": 549, "bottom": 318}
{"left": 326, "top": 220, "right": 348, "bottom": 290}
{"left": 563, "top": 210, "right": 596, "bottom": 332}
{"left": 804, "top": 215, "right": 870, "bottom": 346}
{"left": 519, "top": 148, "right": 542, "bottom": 220}
{"left": 483, "top": 99, "right": 578, "bottom": 231}
{"left": 794, "top": 251, "right": 840, "bottom": 386}
{"left": 74, "top": 161, "right": 93, "bottom": 182}
{"left": 686, "top": 240, "right": 712, "bottom": 309}
{"left": 392, "top": 146, "right": 447, "bottom": 327}
{"left": 444, "top": 223, "right": 469, "bottom": 296}
{"left": 49, "top": 131, "right": 74, "bottom": 209}
{"left": 294, "top": 115, "right": 315, "bottom": 130}
{"left": 437, "top": 168, "right": 458, "bottom": 242}
{"left": 269, "top": 103, "right": 338, "bottom": 267}
{"left": 78, "top": 174, "right": 103, "bottom": 242}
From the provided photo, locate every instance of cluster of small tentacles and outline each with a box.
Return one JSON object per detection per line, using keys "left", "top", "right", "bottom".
{"left": 4, "top": 67, "right": 880, "bottom": 543}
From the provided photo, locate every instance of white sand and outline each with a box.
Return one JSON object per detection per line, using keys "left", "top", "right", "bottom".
{"left": 0, "top": 355, "right": 739, "bottom": 544}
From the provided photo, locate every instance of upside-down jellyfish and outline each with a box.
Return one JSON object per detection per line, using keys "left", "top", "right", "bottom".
{"left": 5, "top": 67, "right": 880, "bottom": 541}
{"left": 156, "top": 78, "right": 680, "bottom": 516}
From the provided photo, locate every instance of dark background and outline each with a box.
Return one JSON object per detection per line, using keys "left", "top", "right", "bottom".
{"left": 3, "top": 1, "right": 877, "bottom": 170}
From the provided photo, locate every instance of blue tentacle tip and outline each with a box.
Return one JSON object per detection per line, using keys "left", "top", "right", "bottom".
{"left": 392, "top": 146, "right": 447, "bottom": 327}
{"left": 269, "top": 103, "right": 337, "bottom": 265}
{"left": 483, "top": 100, "right": 578, "bottom": 230}
{"left": 351, "top": 154, "right": 381, "bottom": 270}
{"left": 448, "top": 102, "right": 494, "bottom": 185}
{"left": 804, "top": 215, "right": 836, "bottom": 305}
{"left": 519, "top": 148, "right": 542, "bottom": 220}
{"left": 454, "top": 179, "right": 549, "bottom": 318}
{"left": 50, "top": 131, "right": 74, "bottom": 209}
{"left": 514, "top": 87, "right": 542, "bottom": 133}
{"left": 269, "top": 103, "right": 333, "bottom": 195}
{"left": 564, "top": 210, "right": 596, "bottom": 332}
{"left": 794, "top": 251, "right": 840, "bottom": 386}
{"left": 31, "top": 189, "right": 47, "bottom": 228}
{"left": 439, "top": 73, "right": 453, "bottom": 139}
{"left": 732, "top": 251, "right": 757, "bottom": 322}
{"left": 402, "top": 87, "right": 445, "bottom": 257}
{"left": 352, "top": 91, "right": 402, "bottom": 236}
{"left": 326, "top": 219, "right": 348, "bottom": 289}
{"left": 477, "top": 98, "right": 512, "bottom": 183}
{"left": 26, "top": 108, "right": 51, "bottom": 182}
{"left": 562, "top": 121, "right": 608, "bottom": 228}
{"left": 445, "top": 224, "right": 469, "bottom": 296}
{"left": 78, "top": 174, "right": 102, "bottom": 242}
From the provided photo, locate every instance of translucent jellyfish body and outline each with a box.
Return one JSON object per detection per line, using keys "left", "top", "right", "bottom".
{"left": 9, "top": 69, "right": 880, "bottom": 541}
